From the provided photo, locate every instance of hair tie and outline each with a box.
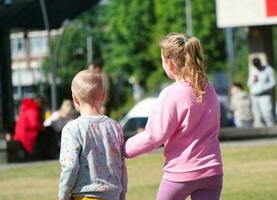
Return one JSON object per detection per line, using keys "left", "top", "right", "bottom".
{"left": 183, "top": 36, "right": 189, "bottom": 44}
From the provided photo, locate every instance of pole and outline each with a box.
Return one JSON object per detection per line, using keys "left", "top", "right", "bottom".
{"left": 0, "top": 29, "right": 14, "bottom": 135}
{"left": 86, "top": 26, "right": 93, "bottom": 65}
{"left": 53, "top": 19, "right": 70, "bottom": 91}
{"left": 185, "top": 0, "right": 192, "bottom": 36}
{"left": 225, "top": 28, "right": 234, "bottom": 84}
{"left": 39, "top": 0, "right": 57, "bottom": 111}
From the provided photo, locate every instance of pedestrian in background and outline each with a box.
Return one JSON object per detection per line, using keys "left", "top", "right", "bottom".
{"left": 44, "top": 99, "right": 75, "bottom": 159}
{"left": 13, "top": 96, "right": 45, "bottom": 159}
{"left": 230, "top": 82, "right": 253, "bottom": 128}
{"left": 124, "top": 33, "right": 223, "bottom": 200}
{"left": 88, "top": 60, "right": 119, "bottom": 116}
{"left": 247, "top": 57, "right": 276, "bottom": 127}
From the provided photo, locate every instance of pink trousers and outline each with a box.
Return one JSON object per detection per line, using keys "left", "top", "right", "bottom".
{"left": 156, "top": 175, "right": 223, "bottom": 200}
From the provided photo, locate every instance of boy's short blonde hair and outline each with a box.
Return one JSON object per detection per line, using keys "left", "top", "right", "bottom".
{"left": 71, "top": 69, "right": 104, "bottom": 104}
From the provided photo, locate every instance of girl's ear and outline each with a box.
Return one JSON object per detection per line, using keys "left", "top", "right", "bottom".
{"left": 72, "top": 92, "right": 80, "bottom": 112}
{"left": 168, "top": 59, "right": 177, "bottom": 72}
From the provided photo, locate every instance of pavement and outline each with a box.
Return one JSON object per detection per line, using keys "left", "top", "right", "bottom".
{"left": 219, "top": 125, "right": 277, "bottom": 140}
{"left": 221, "top": 136, "right": 277, "bottom": 147}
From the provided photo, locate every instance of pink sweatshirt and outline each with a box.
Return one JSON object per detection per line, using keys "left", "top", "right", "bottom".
{"left": 124, "top": 81, "right": 223, "bottom": 182}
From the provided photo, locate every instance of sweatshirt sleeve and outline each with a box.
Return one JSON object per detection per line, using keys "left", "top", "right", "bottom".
{"left": 58, "top": 123, "right": 81, "bottom": 200}
{"left": 120, "top": 158, "right": 128, "bottom": 200}
{"left": 248, "top": 66, "right": 276, "bottom": 95}
{"left": 115, "top": 122, "right": 128, "bottom": 200}
{"left": 247, "top": 68, "right": 256, "bottom": 88}
{"left": 124, "top": 88, "right": 181, "bottom": 158}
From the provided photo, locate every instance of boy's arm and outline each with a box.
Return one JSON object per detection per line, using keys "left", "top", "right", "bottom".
{"left": 58, "top": 124, "right": 81, "bottom": 200}
{"left": 116, "top": 122, "right": 128, "bottom": 200}
{"left": 120, "top": 158, "right": 128, "bottom": 200}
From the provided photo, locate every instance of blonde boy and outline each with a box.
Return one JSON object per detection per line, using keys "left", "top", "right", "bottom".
{"left": 58, "top": 70, "right": 127, "bottom": 200}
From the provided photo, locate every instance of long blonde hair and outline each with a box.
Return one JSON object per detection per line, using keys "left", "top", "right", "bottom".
{"left": 160, "top": 33, "right": 208, "bottom": 102}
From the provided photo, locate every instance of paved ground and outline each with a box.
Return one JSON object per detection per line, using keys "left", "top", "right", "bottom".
{"left": 221, "top": 137, "right": 277, "bottom": 147}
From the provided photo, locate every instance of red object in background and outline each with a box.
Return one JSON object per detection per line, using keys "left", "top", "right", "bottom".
{"left": 266, "top": 0, "right": 277, "bottom": 17}
{"left": 13, "top": 98, "right": 44, "bottom": 153}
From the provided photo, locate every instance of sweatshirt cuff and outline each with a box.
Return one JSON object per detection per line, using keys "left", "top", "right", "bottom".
{"left": 122, "top": 142, "right": 131, "bottom": 159}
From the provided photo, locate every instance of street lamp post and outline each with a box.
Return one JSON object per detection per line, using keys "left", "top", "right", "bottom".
{"left": 86, "top": 26, "right": 93, "bottom": 65}
{"left": 225, "top": 28, "right": 234, "bottom": 84}
{"left": 39, "top": 0, "right": 57, "bottom": 111}
{"left": 185, "top": 0, "right": 193, "bottom": 36}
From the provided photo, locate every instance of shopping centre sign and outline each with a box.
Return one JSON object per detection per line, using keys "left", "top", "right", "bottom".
{"left": 216, "top": 0, "right": 277, "bottom": 27}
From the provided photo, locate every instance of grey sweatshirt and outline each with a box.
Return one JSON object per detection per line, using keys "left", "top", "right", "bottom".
{"left": 58, "top": 115, "right": 127, "bottom": 200}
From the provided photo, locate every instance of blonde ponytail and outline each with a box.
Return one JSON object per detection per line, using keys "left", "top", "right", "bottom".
{"left": 160, "top": 33, "right": 207, "bottom": 102}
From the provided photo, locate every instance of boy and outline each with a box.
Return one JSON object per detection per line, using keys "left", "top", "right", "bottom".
{"left": 58, "top": 70, "right": 127, "bottom": 200}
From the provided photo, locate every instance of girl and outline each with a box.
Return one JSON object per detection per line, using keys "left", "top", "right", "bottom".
{"left": 124, "top": 33, "right": 223, "bottom": 200}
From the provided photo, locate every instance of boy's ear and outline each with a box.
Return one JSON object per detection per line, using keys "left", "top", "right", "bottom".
{"left": 72, "top": 92, "right": 80, "bottom": 112}
{"left": 101, "top": 91, "right": 106, "bottom": 102}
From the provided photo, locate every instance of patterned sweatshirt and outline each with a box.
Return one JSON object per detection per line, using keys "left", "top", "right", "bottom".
{"left": 58, "top": 115, "right": 127, "bottom": 200}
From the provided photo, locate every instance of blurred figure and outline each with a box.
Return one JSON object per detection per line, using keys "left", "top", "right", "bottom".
{"left": 129, "top": 76, "right": 144, "bottom": 102}
{"left": 44, "top": 99, "right": 75, "bottom": 159}
{"left": 247, "top": 57, "right": 276, "bottom": 127}
{"left": 88, "top": 60, "right": 119, "bottom": 115}
{"left": 44, "top": 99, "right": 74, "bottom": 127}
{"left": 13, "top": 97, "right": 44, "bottom": 157}
{"left": 230, "top": 83, "right": 253, "bottom": 128}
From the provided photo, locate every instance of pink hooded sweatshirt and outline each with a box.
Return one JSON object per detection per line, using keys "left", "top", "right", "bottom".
{"left": 124, "top": 81, "right": 223, "bottom": 182}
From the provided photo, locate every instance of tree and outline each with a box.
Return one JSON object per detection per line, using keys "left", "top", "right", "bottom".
{"left": 102, "top": 0, "right": 155, "bottom": 83}
{"left": 43, "top": 0, "right": 229, "bottom": 116}
{"left": 147, "top": 0, "right": 186, "bottom": 92}
{"left": 192, "top": 0, "right": 226, "bottom": 71}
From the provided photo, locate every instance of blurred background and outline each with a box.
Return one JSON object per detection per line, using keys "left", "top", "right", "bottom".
{"left": 0, "top": 1, "right": 277, "bottom": 200}
{"left": 0, "top": 0, "right": 277, "bottom": 162}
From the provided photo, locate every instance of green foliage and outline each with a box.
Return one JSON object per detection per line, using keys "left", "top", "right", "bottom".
{"left": 192, "top": 0, "right": 226, "bottom": 71}
{"left": 147, "top": 0, "right": 186, "bottom": 91}
{"left": 273, "top": 27, "right": 277, "bottom": 67}
{"left": 43, "top": 0, "right": 231, "bottom": 116}
{"left": 232, "top": 28, "right": 249, "bottom": 88}
{"left": 102, "top": 0, "right": 155, "bottom": 81}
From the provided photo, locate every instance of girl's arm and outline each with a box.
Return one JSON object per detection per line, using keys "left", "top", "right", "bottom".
{"left": 124, "top": 89, "right": 181, "bottom": 158}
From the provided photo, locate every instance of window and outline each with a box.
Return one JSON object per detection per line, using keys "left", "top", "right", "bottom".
{"left": 123, "top": 117, "right": 148, "bottom": 138}
{"left": 11, "top": 37, "right": 25, "bottom": 59}
{"left": 30, "top": 36, "right": 48, "bottom": 57}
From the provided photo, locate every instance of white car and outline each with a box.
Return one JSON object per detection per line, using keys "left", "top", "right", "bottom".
{"left": 120, "top": 97, "right": 157, "bottom": 140}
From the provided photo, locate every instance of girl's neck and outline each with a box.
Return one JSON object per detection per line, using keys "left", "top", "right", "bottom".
{"left": 174, "top": 75, "right": 191, "bottom": 83}
{"left": 79, "top": 103, "right": 102, "bottom": 116}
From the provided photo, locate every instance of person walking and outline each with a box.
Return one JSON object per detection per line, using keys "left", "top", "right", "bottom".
{"left": 58, "top": 69, "right": 127, "bottom": 200}
{"left": 124, "top": 33, "right": 223, "bottom": 200}
{"left": 247, "top": 57, "right": 276, "bottom": 127}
